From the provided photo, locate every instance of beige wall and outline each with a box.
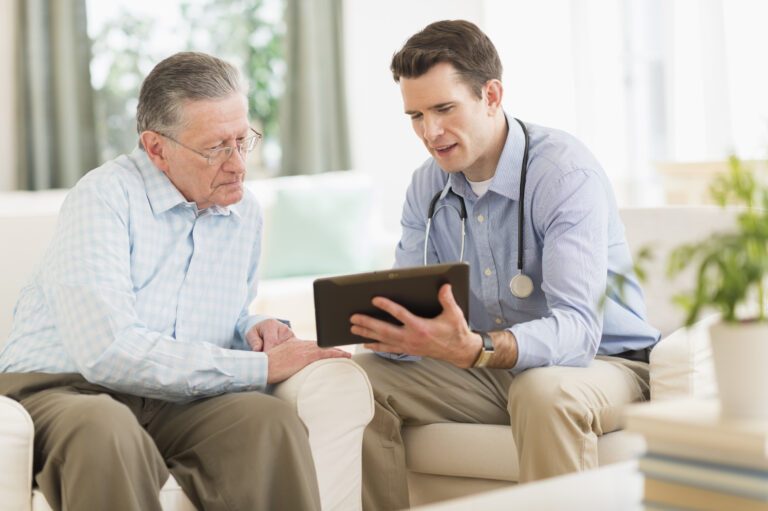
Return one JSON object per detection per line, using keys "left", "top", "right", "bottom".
{"left": 0, "top": 0, "right": 17, "bottom": 191}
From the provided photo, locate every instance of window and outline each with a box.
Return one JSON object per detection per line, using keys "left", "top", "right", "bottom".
{"left": 86, "top": 0, "right": 286, "bottom": 176}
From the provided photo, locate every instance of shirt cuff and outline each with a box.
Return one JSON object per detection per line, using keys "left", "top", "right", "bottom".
{"left": 213, "top": 349, "right": 269, "bottom": 391}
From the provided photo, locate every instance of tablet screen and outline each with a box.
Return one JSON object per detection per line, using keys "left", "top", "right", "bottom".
{"left": 313, "top": 262, "right": 469, "bottom": 347}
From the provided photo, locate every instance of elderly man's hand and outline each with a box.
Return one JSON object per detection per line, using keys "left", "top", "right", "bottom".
{"left": 246, "top": 319, "right": 296, "bottom": 352}
{"left": 266, "top": 340, "right": 351, "bottom": 383}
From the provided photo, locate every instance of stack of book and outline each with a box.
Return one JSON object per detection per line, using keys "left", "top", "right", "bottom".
{"left": 624, "top": 399, "right": 768, "bottom": 511}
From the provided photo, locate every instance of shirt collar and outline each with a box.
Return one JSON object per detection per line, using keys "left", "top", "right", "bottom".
{"left": 130, "top": 147, "right": 241, "bottom": 218}
{"left": 447, "top": 112, "right": 527, "bottom": 202}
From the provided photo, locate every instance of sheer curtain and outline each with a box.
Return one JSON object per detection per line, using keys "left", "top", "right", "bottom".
{"left": 280, "top": 0, "right": 351, "bottom": 175}
{"left": 482, "top": 0, "right": 754, "bottom": 205}
{"left": 16, "top": 0, "right": 98, "bottom": 190}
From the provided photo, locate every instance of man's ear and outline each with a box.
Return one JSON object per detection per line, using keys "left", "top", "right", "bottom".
{"left": 484, "top": 79, "right": 504, "bottom": 114}
{"left": 139, "top": 131, "right": 171, "bottom": 172}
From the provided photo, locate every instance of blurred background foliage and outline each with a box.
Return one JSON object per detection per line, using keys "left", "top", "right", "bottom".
{"left": 88, "top": 0, "right": 285, "bottom": 173}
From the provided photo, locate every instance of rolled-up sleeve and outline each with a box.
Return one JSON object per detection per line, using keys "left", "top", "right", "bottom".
{"left": 510, "top": 168, "right": 607, "bottom": 372}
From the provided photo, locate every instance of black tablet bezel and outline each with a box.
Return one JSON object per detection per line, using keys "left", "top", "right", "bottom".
{"left": 313, "top": 262, "right": 469, "bottom": 347}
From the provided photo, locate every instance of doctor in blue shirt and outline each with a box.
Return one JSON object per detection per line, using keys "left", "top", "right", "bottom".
{"left": 351, "top": 20, "right": 660, "bottom": 511}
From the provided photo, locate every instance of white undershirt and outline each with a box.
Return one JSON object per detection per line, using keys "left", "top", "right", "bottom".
{"left": 468, "top": 177, "right": 493, "bottom": 198}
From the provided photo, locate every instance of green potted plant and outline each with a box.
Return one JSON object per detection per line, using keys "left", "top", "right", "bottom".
{"left": 667, "top": 155, "right": 768, "bottom": 419}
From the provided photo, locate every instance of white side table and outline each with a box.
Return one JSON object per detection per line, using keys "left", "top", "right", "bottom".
{"left": 412, "top": 461, "right": 643, "bottom": 511}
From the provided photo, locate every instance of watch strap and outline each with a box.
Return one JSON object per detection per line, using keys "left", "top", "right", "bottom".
{"left": 472, "top": 331, "right": 494, "bottom": 368}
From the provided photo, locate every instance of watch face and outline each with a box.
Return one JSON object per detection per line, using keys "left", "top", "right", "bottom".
{"left": 481, "top": 332, "right": 494, "bottom": 351}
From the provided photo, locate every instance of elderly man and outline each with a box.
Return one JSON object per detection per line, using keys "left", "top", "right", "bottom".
{"left": 0, "top": 52, "right": 348, "bottom": 511}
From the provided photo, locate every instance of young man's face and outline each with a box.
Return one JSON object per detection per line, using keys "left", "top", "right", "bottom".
{"left": 153, "top": 93, "right": 252, "bottom": 210}
{"left": 400, "top": 62, "right": 502, "bottom": 181}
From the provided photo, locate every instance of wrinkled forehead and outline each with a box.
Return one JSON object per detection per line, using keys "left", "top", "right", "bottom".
{"left": 400, "top": 63, "right": 476, "bottom": 112}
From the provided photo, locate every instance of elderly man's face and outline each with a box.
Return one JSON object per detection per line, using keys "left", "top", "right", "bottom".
{"left": 160, "top": 93, "right": 251, "bottom": 210}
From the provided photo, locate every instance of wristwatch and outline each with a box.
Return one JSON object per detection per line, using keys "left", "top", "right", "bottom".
{"left": 472, "top": 331, "right": 494, "bottom": 368}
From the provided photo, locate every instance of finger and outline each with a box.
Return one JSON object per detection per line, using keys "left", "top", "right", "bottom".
{"left": 277, "top": 322, "right": 295, "bottom": 341}
{"left": 310, "top": 347, "right": 352, "bottom": 360}
{"left": 246, "top": 329, "right": 265, "bottom": 351}
{"left": 351, "top": 323, "right": 406, "bottom": 347}
{"left": 370, "top": 296, "right": 419, "bottom": 326}
{"left": 349, "top": 315, "right": 402, "bottom": 340}
{"left": 323, "top": 349, "right": 351, "bottom": 358}
{"left": 350, "top": 324, "right": 382, "bottom": 342}
{"left": 437, "top": 284, "right": 464, "bottom": 318}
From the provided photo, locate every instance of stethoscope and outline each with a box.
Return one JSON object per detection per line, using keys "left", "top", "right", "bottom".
{"left": 424, "top": 118, "right": 534, "bottom": 299}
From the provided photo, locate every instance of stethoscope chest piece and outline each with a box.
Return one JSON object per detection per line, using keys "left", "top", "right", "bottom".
{"left": 509, "top": 272, "right": 534, "bottom": 299}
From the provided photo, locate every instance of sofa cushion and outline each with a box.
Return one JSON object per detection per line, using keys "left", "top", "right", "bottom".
{"left": 649, "top": 314, "right": 718, "bottom": 400}
{"left": 250, "top": 171, "right": 376, "bottom": 279}
{"left": 402, "top": 423, "right": 642, "bottom": 482}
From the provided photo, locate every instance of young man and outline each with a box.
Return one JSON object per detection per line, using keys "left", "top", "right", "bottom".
{"left": 351, "top": 20, "right": 660, "bottom": 510}
{"left": 0, "top": 52, "right": 349, "bottom": 511}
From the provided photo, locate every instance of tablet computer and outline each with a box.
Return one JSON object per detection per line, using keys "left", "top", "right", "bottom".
{"left": 313, "top": 262, "right": 469, "bottom": 347}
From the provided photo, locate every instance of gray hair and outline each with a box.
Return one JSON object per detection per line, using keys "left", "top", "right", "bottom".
{"left": 136, "top": 52, "right": 246, "bottom": 147}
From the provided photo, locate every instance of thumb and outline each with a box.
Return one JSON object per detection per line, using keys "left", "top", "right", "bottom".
{"left": 247, "top": 327, "right": 265, "bottom": 351}
{"left": 438, "top": 283, "right": 464, "bottom": 318}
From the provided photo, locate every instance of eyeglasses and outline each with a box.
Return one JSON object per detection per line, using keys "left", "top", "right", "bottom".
{"left": 157, "top": 127, "right": 262, "bottom": 166}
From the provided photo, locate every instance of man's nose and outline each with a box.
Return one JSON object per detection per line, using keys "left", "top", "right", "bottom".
{"left": 423, "top": 116, "right": 444, "bottom": 141}
{"left": 223, "top": 148, "right": 247, "bottom": 173}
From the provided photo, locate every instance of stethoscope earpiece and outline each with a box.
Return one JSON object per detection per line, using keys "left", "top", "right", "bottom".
{"left": 423, "top": 118, "right": 534, "bottom": 299}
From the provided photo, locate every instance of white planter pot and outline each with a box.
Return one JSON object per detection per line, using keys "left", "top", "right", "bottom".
{"left": 709, "top": 321, "right": 768, "bottom": 419}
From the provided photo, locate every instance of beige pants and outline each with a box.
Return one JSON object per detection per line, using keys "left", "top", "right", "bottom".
{"left": 352, "top": 353, "right": 649, "bottom": 511}
{"left": 0, "top": 372, "right": 321, "bottom": 511}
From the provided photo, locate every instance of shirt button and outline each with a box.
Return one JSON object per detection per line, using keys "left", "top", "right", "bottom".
{"left": 495, "top": 317, "right": 503, "bottom": 325}
{"left": 477, "top": 214, "right": 485, "bottom": 223}
{"left": 484, "top": 268, "right": 492, "bottom": 276}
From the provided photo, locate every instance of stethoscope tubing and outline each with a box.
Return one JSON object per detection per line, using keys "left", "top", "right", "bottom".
{"left": 423, "top": 118, "right": 532, "bottom": 298}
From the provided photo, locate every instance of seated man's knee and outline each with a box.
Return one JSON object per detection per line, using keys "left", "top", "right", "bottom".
{"left": 507, "top": 367, "right": 589, "bottom": 422}
{"left": 234, "top": 393, "right": 307, "bottom": 437}
{"left": 51, "top": 395, "right": 149, "bottom": 464}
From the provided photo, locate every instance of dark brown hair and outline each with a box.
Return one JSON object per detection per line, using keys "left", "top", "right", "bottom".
{"left": 390, "top": 20, "right": 502, "bottom": 98}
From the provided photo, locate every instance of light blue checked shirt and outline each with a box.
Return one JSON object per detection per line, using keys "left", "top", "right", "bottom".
{"left": 387, "top": 114, "right": 660, "bottom": 372}
{"left": 0, "top": 148, "right": 271, "bottom": 400}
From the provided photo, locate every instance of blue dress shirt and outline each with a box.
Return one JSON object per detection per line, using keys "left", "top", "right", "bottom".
{"left": 0, "top": 149, "right": 271, "bottom": 400}
{"left": 390, "top": 115, "right": 660, "bottom": 372}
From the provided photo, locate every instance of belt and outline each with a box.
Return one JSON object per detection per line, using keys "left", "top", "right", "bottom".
{"left": 612, "top": 347, "right": 651, "bottom": 363}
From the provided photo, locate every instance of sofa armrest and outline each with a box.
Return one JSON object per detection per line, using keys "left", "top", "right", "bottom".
{"left": 272, "top": 358, "right": 373, "bottom": 511}
{"left": 649, "top": 314, "right": 718, "bottom": 401}
{"left": 0, "top": 395, "right": 34, "bottom": 511}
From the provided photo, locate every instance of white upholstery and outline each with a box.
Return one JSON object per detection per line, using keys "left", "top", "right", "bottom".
{"left": 0, "top": 185, "right": 739, "bottom": 510}
{"left": 0, "top": 180, "right": 376, "bottom": 511}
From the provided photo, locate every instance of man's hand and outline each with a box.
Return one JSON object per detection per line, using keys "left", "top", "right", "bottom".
{"left": 246, "top": 319, "right": 295, "bottom": 352}
{"left": 350, "top": 283, "right": 481, "bottom": 368}
{"left": 266, "top": 340, "right": 351, "bottom": 384}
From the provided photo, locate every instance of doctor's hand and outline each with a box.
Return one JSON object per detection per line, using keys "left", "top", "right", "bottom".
{"left": 350, "top": 284, "right": 481, "bottom": 368}
{"left": 246, "top": 319, "right": 296, "bottom": 352}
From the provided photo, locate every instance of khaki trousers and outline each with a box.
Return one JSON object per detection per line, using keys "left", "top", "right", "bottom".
{"left": 0, "top": 372, "right": 321, "bottom": 511}
{"left": 352, "top": 353, "right": 649, "bottom": 511}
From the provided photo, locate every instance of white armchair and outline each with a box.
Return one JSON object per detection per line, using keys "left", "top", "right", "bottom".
{"left": 0, "top": 189, "right": 375, "bottom": 511}
{"left": 0, "top": 358, "right": 374, "bottom": 511}
{"left": 402, "top": 206, "right": 738, "bottom": 506}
